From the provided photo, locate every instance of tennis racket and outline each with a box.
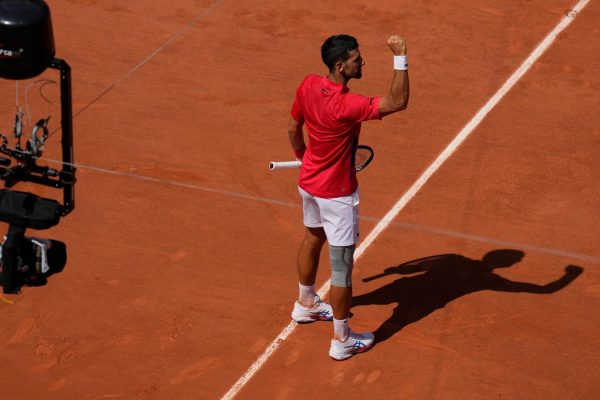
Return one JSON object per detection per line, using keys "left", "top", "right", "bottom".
{"left": 269, "top": 144, "right": 374, "bottom": 172}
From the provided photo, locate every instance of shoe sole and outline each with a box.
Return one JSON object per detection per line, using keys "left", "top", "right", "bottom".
{"left": 292, "top": 316, "right": 333, "bottom": 324}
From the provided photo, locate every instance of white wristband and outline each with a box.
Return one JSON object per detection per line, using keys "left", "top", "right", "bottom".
{"left": 393, "top": 55, "right": 408, "bottom": 70}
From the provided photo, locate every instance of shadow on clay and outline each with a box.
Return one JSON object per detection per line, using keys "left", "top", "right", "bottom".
{"left": 352, "top": 249, "right": 583, "bottom": 344}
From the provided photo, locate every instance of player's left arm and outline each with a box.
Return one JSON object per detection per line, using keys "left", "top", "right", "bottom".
{"left": 379, "top": 35, "right": 410, "bottom": 117}
{"left": 288, "top": 117, "right": 306, "bottom": 160}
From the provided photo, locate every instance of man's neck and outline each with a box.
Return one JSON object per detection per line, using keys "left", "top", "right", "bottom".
{"left": 327, "top": 71, "right": 348, "bottom": 87}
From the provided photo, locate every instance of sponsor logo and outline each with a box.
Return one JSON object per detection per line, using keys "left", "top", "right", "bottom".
{"left": 0, "top": 48, "right": 25, "bottom": 58}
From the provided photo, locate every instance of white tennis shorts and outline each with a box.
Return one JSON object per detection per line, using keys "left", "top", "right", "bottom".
{"left": 298, "top": 186, "right": 360, "bottom": 246}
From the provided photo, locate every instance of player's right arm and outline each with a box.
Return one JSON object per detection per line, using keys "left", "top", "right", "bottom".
{"left": 378, "top": 35, "right": 410, "bottom": 117}
{"left": 288, "top": 116, "right": 306, "bottom": 160}
{"left": 288, "top": 84, "right": 307, "bottom": 160}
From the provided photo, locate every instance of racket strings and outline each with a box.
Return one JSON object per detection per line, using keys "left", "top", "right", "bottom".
{"left": 354, "top": 147, "right": 374, "bottom": 170}
{"left": 355, "top": 149, "right": 370, "bottom": 165}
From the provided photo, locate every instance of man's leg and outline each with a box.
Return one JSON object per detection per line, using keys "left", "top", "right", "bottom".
{"left": 293, "top": 187, "right": 334, "bottom": 323}
{"left": 329, "top": 245, "right": 355, "bottom": 317}
{"left": 329, "top": 244, "right": 355, "bottom": 339}
{"left": 329, "top": 284, "right": 352, "bottom": 320}
{"left": 328, "top": 243, "right": 374, "bottom": 360}
{"left": 296, "top": 226, "right": 326, "bottom": 300}
{"left": 291, "top": 226, "right": 333, "bottom": 323}
{"left": 317, "top": 191, "right": 375, "bottom": 360}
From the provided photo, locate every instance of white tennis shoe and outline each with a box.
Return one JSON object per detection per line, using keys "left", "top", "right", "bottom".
{"left": 329, "top": 330, "right": 375, "bottom": 361}
{"left": 291, "top": 295, "right": 333, "bottom": 323}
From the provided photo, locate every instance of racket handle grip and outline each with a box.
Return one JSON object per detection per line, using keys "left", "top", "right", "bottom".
{"left": 269, "top": 160, "right": 301, "bottom": 170}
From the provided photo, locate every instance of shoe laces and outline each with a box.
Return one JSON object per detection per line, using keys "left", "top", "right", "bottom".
{"left": 346, "top": 339, "right": 368, "bottom": 351}
{"left": 342, "top": 332, "right": 368, "bottom": 349}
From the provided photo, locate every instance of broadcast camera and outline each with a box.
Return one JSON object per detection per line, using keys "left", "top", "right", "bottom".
{"left": 0, "top": 0, "right": 75, "bottom": 293}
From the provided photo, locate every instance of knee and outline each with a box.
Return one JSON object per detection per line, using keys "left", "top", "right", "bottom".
{"left": 329, "top": 245, "right": 355, "bottom": 288}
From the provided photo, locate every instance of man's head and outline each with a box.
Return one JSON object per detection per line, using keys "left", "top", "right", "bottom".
{"left": 321, "top": 34, "right": 364, "bottom": 80}
{"left": 481, "top": 249, "right": 525, "bottom": 270}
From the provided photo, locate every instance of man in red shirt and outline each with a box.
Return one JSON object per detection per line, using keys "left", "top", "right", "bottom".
{"left": 288, "top": 34, "right": 409, "bottom": 360}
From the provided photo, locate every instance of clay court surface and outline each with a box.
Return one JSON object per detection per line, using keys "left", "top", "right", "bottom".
{"left": 1, "top": 0, "right": 599, "bottom": 398}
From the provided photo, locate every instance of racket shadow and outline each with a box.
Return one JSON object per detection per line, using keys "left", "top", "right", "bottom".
{"left": 353, "top": 250, "right": 583, "bottom": 344}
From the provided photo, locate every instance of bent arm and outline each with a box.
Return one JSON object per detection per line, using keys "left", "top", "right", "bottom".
{"left": 288, "top": 117, "right": 306, "bottom": 160}
{"left": 379, "top": 35, "right": 410, "bottom": 117}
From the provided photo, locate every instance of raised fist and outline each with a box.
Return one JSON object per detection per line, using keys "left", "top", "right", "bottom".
{"left": 565, "top": 265, "right": 583, "bottom": 276}
{"left": 387, "top": 35, "right": 407, "bottom": 55}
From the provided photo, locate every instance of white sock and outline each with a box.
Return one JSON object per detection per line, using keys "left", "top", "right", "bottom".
{"left": 298, "top": 283, "right": 316, "bottom": 306}
{"left": 333, "top": 318, "right": 349, "bottom": 341}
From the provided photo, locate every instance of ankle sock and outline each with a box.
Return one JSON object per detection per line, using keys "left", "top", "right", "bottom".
{"left": 298, "top": 283, "right": 316, "bottom": 306}
{"left": 333, "top": 318, "right": 349, "bottom": 341}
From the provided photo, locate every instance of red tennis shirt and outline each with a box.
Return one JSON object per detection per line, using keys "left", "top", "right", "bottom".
{"left": 291, "top": 74, "right": 381, "bottom": 198}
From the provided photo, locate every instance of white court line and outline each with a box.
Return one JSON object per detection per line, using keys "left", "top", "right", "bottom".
{"left": 220, "top": 1, "right": 591, "bottom": 398}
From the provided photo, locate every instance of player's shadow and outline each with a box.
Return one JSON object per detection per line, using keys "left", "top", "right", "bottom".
{"left": 353, "top": 249, "right": 583, "bottom": 344}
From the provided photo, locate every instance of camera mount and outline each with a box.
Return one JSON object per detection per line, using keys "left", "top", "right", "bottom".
{"left": 0, "top": 0, "right": 75, "bottom": 293}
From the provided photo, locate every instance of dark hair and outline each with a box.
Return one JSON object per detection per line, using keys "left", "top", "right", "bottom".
{"left": 321, "top": 35, "right": 359, "bottom": 71}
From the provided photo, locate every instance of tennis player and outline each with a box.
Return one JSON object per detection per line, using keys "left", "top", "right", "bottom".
{"left": 288, "top": 34, "right": 410, "bottom": 360}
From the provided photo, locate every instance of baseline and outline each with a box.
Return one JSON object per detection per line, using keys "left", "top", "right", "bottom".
{"left": 40, "top": 157, "right": 600, "bottom": 264}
